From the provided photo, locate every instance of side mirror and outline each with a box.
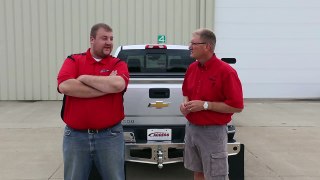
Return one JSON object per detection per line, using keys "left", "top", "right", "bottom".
{"left": 221, "top": 58, "right": 236, "bottom": 64}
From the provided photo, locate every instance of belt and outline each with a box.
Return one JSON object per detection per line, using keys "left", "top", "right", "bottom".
{"left": 67, "top": 126, "right": 110, "bottom": 134}
{"left": 87, "top": 129, "right": 103, "bottom": 134}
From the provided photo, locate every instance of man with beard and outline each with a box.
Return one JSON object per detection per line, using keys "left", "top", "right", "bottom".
{"left": 57, "top": 23, "right": 129, "bottom": 180}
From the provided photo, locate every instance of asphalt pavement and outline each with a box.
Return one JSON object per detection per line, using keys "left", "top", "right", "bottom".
{"left": 0, "top": 100, "right": 320, "bottom": 180}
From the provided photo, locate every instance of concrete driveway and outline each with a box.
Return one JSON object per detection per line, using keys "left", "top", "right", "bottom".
{"left": 0, "top": 100, "right": 319, "bottom": 180}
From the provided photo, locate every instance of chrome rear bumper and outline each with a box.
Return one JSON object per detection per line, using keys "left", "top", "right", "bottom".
{"left": 125, "top": 141, "right": 241, "bottom": 168}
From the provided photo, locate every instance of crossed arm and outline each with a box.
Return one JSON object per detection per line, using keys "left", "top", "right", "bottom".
{"left": 58, "top": 71, "right": 126, "bottom": 98}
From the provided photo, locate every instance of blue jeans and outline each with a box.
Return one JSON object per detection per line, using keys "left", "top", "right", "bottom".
{"left": 63, "top": 123, "right": 125, "bottom": 180}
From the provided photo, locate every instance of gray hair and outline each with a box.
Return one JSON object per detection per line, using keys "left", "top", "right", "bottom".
{"left": 192, "top": 28, "right": 216, "bottom": 51}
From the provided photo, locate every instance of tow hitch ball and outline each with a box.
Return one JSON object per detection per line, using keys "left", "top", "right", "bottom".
{"left": 157, "top": 147, "right": 164, "bottom": 169}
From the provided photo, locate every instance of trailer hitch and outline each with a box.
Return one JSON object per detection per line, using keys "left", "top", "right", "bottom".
{"left": 157, "top": 146, "right": 164, "bottom": 169}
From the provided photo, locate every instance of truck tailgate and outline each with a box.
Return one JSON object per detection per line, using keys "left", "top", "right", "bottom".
{"left": 123, "top": 78, "right": 186, "bottom": 126}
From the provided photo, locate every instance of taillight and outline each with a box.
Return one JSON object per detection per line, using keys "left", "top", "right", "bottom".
{"left": 145, "top": 45, "right": 167, "bottom": 49}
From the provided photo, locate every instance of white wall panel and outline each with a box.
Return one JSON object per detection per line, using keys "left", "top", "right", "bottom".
{"left": 13, "top": 0, "right": 24, "bottom": 100}
{"left": 5, "top": 0, "right": 17, "bottom": 100}
{"left": 0, "top": 0, "right": 7, "bottom": 99}
{"left": 25, "top": 1, "right": 33, "bottom": 99}
{"left": 215, "top": 0, "right": 320, "bottom": 98}
{"left": 79, "top": 0, "right": 89, "bottom": 51}
{"left": 0, "top": 0, "right": 204, "bottom": 100}
{"left": 30, "top": 0, "right": 41, "bottom": 100}
{"left": 119, "top": 0, "right": 128, "bottom": 44}
{"left": 39, "top": 0, "right": 49, "bottom": 100}
{"left": 135, "top": 0, "right": 144, "bottom": 43}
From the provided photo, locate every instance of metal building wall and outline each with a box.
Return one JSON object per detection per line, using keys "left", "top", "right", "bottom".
{"left": 214, "top": 0, "right": 320, "bottom": 98}
{"left": 0, "top": 0, "right": 214, "bottom": 100}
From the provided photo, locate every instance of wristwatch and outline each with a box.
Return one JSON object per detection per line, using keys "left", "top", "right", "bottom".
{"left": 203, "top": 101, "right": 209, "bottom": 110}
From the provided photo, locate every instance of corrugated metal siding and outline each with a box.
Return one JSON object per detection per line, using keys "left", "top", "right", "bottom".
{"left": 0, "top": 0, "right": 215, "bottom": 100}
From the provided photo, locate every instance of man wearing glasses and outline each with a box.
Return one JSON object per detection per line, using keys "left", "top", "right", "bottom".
{"left": 180, "top": 28, "right": 244, "bottom": 180}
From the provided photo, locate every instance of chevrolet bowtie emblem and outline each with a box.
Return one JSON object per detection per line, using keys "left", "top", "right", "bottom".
{"left": 148, "top": 101, "right": 170, "bottom": 109}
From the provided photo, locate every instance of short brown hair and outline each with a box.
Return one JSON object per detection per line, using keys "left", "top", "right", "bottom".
{"left": 90, "top": 23, "right": 113, "bottom": 38}
{"left": 192, "top": 28, "right": 216, "bottom": 51}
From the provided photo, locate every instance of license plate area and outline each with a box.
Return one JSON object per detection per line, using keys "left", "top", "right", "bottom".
{"left": 147, "top": 129, "right": 172, "bottom": 141}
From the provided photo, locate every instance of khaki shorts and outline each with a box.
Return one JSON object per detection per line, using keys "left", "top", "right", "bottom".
{"left": 184, "top": 123, "right": 228, "bottom": 180}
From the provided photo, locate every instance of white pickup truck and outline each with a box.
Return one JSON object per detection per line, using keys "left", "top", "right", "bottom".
{"left": 113, "top": 44, "right": 242, "bottom": 169}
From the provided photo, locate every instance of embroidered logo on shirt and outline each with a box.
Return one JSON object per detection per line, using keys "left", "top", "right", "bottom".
{"left": 100, "top": 69, "right": 110, "bottom": 73}
{"left": 209, "top": 76, "right": 216, "bottom": 83}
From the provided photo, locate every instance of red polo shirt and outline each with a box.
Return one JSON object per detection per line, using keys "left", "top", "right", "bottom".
{"left": 57, "top": 48, "right": 129, "bottom": 130}
{"left": 182, "top": 54, "right": 243, "bottom": 125}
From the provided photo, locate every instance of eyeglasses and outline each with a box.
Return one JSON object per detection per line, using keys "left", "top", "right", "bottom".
{"left": 189, "top": 42, "right": 207, "bottom": 46}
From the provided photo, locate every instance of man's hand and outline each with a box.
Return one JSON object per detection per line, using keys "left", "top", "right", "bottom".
{"left": 58, "top": 79, "right": 106, "bottom": 98}
{"left": 185, "top": 100, "right": 243, "bottom": 113}
{"left": 180, "top": 102, "right": 190, "bottom": 116}
{"left": 185, "top": 100, "right": 205, "bottom": 112}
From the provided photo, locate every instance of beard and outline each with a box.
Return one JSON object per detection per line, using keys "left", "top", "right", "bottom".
{"left": 92, "top": 46, "right": 111, "bottom": 59}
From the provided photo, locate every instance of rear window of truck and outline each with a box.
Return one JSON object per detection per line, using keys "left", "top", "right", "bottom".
{"left": 117, "top": 49, "right": 195, "bottom": 77}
